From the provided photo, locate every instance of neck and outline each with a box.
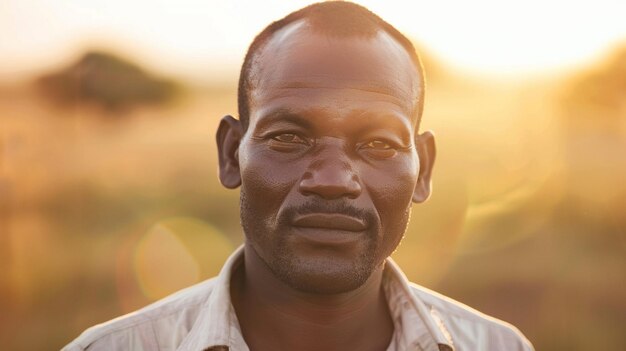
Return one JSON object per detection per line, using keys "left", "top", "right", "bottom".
{"left": 230, "top": 244, "right": 394, "bottom": 351}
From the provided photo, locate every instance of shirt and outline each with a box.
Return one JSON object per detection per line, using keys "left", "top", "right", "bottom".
{"left": 63, "top": 246, "right": 534, "bottom": 351}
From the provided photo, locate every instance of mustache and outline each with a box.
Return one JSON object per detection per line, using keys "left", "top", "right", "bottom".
{"left": 279, "top": 200, "right": 377, "bottom": 228}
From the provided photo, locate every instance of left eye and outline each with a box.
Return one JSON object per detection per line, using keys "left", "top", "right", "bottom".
{"left": 363, "top": 140, "right": 392, "bottom": 150}
{"left": 359, "top": 139, "right": 398, "bottom": 159}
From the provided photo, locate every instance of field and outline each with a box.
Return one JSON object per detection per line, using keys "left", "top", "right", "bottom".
{"left": 1, "top": 47, "right": 625, "bottom": 350}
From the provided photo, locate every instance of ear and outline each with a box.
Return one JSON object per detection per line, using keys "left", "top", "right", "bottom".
{"left": 216, "top": 115, "right": 243, "bottom": 189}
{"left": 412, "top": 130, "right": 436, "bottom": 203}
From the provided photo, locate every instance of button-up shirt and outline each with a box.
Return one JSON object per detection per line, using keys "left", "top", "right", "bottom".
{"left": 63, "top": 246, "right": 534, "bottom": 351}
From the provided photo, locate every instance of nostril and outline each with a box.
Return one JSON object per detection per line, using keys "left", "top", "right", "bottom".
{"left": 298, "top": 169, "right": 362, "bottom": 199}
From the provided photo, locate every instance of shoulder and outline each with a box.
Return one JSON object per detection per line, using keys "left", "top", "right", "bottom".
{"left": 62, "top": 277, "right": 219, "bottom": 351}
{"left": 408, "top": 283, "right": 535, "bottom": 351}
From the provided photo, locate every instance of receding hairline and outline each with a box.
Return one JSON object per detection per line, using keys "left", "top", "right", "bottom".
{"left": 247, "top": 20, "right": 422, "bottom": 118}
{"left": 237, "top": 1, "right": 426, "bottom": 130}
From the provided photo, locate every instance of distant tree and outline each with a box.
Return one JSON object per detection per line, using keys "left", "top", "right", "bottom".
{"left": 37, "top": 50, "right": 180, "bottom": 112}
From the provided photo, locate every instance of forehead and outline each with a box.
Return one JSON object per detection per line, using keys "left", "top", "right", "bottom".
{"left": 248, "top": 19, "right": 421, "bottom": 123}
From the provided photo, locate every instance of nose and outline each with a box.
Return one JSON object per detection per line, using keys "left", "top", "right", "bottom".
{"left": 299, "top": 147, "right": 362, "bottom": 200}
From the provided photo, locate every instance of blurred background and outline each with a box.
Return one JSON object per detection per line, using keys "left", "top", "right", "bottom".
{"left": 1, "top": 1, "right": 625, "bottom": 350}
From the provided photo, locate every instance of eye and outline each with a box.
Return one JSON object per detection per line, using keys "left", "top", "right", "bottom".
{"left": 267, "top": 132, "right": 311, "bottom": 153}
{"left": 363, "top": 140, "right": 392, "bottom": 150}
{"left": 271, "top": 133, "right": 307, "bottom": 144}
{"left": 359, "top": 139, "right": 397, "bottom": 159}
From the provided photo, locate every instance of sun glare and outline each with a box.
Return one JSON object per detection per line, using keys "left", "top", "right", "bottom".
{"left": 1, "top": 0, "right": 624, "bottom": 81}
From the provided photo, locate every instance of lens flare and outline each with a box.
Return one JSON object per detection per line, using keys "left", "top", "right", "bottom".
{"left": 132, "top": 217, "right": 233, "bottom": 301}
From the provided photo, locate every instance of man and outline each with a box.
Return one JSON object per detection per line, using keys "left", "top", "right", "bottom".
{"left": 64, "top": 2, "right": 534, "bottom": 350}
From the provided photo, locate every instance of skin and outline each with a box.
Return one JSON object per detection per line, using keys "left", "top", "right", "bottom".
{"left": 216, "top": 19, "right": 436, "bottom": 351}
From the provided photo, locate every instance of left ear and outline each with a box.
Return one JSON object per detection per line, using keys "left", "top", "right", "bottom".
{"left": 412, "top": 130, "right": 436, "bottom": 203}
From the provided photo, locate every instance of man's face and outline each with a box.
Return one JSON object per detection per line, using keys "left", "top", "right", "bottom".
{"left": 232, "top": 21, "right": 430, "bottom": 294}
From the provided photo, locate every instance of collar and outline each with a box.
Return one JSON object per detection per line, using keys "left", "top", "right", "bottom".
{"left": 177, "top": 245, "right": 454, "bottom": 351}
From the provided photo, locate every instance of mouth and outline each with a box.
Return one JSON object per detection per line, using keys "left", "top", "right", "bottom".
{"left": 292, "top": 213, "right": 367, "bottom": 232}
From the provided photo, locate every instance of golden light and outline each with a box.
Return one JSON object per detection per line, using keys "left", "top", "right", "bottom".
{"left": 2, "top": 1, "right": 625, "bottom": 350}
{"left": 1, "top": 0, "right": 624, "bottom": 82}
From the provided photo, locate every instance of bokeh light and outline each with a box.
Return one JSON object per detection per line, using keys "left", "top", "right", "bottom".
{"left": 134, "top": 222, "right": 202, "bottom": 301}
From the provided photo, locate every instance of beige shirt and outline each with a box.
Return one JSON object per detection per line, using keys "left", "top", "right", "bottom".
{"left": 63, "top": 246, "right": 534, "bottom": 351}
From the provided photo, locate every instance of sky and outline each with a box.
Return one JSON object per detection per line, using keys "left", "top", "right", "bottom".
{"left": 1, "top": 0, "right": 625, "bottom": 82}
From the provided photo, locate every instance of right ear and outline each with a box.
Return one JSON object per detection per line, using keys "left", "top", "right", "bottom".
{"left": 216, "top": 115, "right": 243, "bottom": 189}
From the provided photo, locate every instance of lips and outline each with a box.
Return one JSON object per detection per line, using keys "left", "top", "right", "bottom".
{"left": 292, "top": 213, "right": 367, "bottom": 232}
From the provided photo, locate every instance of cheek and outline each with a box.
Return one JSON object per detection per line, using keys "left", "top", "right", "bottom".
{"left": 239, "top": 143, "right": 305, "bottom": 219}
{"left": 364, "top": 158, "right": 418, "bottom": 234}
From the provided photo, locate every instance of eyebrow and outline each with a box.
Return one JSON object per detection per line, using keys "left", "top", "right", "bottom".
{"left": 254, "top": 108, "right": 313, "bottom": 131}
{"left": 355, "top": 112, "right": 413, "bottom": 144}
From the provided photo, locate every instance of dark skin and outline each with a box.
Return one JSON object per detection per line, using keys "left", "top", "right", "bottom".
{"left": 217, "top": 20, "right": 436, "bottom": 351}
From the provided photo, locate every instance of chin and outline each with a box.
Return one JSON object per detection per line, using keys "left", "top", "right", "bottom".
{"left": 268, "top": 247, "right": 380, "bottom": 294}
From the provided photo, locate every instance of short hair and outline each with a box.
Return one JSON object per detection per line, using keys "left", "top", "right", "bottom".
{"left": 237, "top": 1, "right": 425, "bottom": 130}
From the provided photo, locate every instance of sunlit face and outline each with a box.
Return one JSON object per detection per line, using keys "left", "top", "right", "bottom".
{"left": 237, "top": 20, "right": 424, "bottom": 294}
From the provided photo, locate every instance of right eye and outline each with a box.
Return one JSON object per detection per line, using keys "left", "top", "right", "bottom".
{"left": 266, "top": 132, "right": 311, "bottom": 153}
{"left": 271, "top": 133, "right": 307, "bottom": 144}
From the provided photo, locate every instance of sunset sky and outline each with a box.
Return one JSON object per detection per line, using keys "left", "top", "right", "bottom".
{"left": 1, "top": 0, "right": 625, "bottom": 81}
